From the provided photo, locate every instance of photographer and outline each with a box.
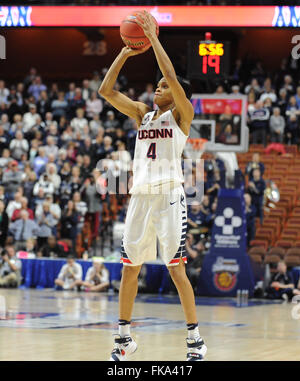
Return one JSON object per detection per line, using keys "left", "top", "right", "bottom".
{"left": 0, "top": 245, "right": 22, "bottom": 288}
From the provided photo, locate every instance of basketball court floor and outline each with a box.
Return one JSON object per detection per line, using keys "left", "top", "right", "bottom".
{"left": 0, "top": 288, "right": 299, "bottom": 361}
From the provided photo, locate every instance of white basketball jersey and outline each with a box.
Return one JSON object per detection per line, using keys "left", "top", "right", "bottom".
{"left": 129, "top": 109, "right": 188, "bottom": 194}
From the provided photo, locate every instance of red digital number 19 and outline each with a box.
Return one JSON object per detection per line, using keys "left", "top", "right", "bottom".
{"left": 202, "top": 55, "right": 220, "bottom": 74}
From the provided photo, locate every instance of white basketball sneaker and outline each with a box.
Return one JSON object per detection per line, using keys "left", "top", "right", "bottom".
{"left": 186, "top": 338, "right": 207, "bottom": 361}
{"left": 109, "top": 335, "right": 138, "bottom": 361}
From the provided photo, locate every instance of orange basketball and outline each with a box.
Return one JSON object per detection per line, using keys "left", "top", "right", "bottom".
{"left": 120, "top": 11, "right": 159, "bottom": 50}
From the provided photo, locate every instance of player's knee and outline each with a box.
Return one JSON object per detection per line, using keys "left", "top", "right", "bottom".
{"left": 168, "top": 265, "right": 186, "bottom": 284}
{"left": 122, "top": 265, "right": 141, "bottom": 281}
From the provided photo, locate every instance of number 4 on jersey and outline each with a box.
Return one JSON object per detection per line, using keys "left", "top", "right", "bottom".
{"left": 147, "top": 142, "right": 156, "bottom": 160}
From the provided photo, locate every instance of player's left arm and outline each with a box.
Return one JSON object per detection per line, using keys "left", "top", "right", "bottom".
{"left": 135, "top": 11, "right": 194, "bottom": 135}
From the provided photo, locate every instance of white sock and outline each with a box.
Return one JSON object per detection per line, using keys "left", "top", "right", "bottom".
{"left": 187, "top": 323, "right": 201, "bottom": 342}
{"left": 118, "top": 319, "right": 131, "bottom": 337}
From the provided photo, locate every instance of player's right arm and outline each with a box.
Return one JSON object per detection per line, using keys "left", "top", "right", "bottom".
{"left": 98, "top": 47, "right": 151, "bottom": 125}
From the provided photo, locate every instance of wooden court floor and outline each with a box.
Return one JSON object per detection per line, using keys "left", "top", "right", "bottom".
{"left": 0, "top": 288, "right": 299, "bottom": 361}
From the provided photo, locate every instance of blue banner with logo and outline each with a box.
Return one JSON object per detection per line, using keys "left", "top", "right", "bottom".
{"left": 198, "top": 188, "right": 255, "bottom": 297}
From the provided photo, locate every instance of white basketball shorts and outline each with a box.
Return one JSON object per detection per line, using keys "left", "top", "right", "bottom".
{"left": 121, "top": 185, "right": 187, "bottom": 267}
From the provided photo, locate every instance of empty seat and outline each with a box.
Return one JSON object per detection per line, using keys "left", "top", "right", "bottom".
{"left": 268, "top": 247, "right": 286, "bottom": 258}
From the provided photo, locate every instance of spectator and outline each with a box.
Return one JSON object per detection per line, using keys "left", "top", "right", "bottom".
{"left": 266, "top": 261, "right": 295, "bottom": 301}
{"left": 44, "top": 136, "right": 59, "bottom": 159}
{"left": 51, "top": 91, "right": 68, "bottom": 120}
{"left": 54, "top": 255, "right": 83, "bottom": 290}
{"left": 286, "top": 113, "right": 299, "bottom": 145}
{"left": 76, "top": 258, "right": 109, "bottom": 292}
{"left": 33, "top": 147, "right": 48, "bottom": 177}
{"left": 103, "top": 111, "right": 120, "bottom": 133}
{"left": 36, "top": 202, "right": 58, "bottom": 248}
{"left": 248, "top": 100, "right": 270, "bottom": 146}
{"left": 2, "top": 160, "right": 23, "bottom": 199}
{"left": 247, "top": 168, "right": 266, "bottom": 224}
{"left": 73, "top": 191, "right": 87, "bottom": 233}
{"left": 244, "top": 193, "right": 256, "bottom": 246}
{"left": 0, "top": 245, "right": 22, "bottom": 288}
{"left": 70, "top": 108, "right": 88, "bottom": 135}
{"left": 33, "top": 173, "right": 55, "bottom": 196}
{"left": 28, "top": 76, "right": 47, "bottom": 102}
{"left": 6, "top": 192, "right": 22, "bottom": 220}
{"left": 245, "top": 153, "right": 265, "bottom": 180}
{"left": 0, "top": 200, "right": 9, "bottom": 248}
{"left": 37, "top": 90, "right": 51, "bottom": 119}
{"left": 82, "top": 173, "right": 101, "bottom": 240}
{"left": 89, "top": 113, "right": 103, "bottom": 138}
{"left": 269, "top": 107, "right": 285, "bottom": 143}
{"left": 60, "top": 200, "right": 79, "bottom": 252}
{"left": 38, "top": 236, "right": 65, "bottom": 258}
{"left": 9, "top": 131, "right": 29, "bottom": 160}
{"left": 89, "top": 71, "right": 102, "bottom": 92}
{"left": 20, "top": 238, "right": 37, "bottom": 258}
{"left": 86, "top": 91, "right": 103, "bottom": 119}
{"left": 68, "top": 88, "right": 85, "bottom": 118}
{"left": 65, "top": 82, "right": 76, "bottom": 103}
{"left": 11, "top": 197, "right": 34, "bottom": 222}
{"left": 23, "top": 104, "right": 40, "bottom": 134}
{"left": 9, "top": 210, "right": 39, "bottom": 250}
{"left": 259, "top": 78, "right": 277, "bottom": 104}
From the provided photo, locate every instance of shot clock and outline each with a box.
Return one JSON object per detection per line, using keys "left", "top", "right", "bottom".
{"left": 187, "top": 32, "right": 230, "bottom": 79}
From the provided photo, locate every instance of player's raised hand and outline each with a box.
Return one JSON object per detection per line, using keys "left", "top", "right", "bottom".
{"left": 121, "top": 45, "right": 150, "bottom": 57}
{"left": 135, "top": 10, "right": 157, "bottom": 40}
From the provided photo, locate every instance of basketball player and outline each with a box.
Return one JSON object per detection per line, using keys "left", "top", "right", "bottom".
{"left": 99, "top": 10, "right": 207, "bottom": 361}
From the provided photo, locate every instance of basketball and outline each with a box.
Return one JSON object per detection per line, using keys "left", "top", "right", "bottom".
{"left": 120, "top": 11, "right": 159, "bottom": 50}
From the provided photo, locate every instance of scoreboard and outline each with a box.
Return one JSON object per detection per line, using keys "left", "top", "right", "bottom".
{"left": 187, "top": 38, "right": 230, "bottom": 79}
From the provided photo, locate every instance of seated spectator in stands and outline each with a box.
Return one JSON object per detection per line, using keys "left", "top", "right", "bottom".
{"left": 60, "top": 200, "right": 79, "bottom": 252}
{"left": 248, "top": 100, "right": 270, "bottom": 146}
{"left": 285, "top": 113, "right": 299, "bottom": 145}
{"left": 89, "top": 70, "right": 102, "bottom": 92}
{"left": 36, "top": 202, "right": 58, "bottom": 249}
{"left": 17, "top": 238, "right": 37, "bottom": 258}
{"left": 33, "top": 173, "right": 55, "bottom": 196}
{"left": 295, "top": 86, "right": 300, "bottom": 109}
{"left": 138, "top": 83, "right": 154, "bottom": 108}
{"left": 266, "top": 261, "right": 295, "bottom": 301}
{"left": 2, "top": 160, "right": 23, "bottom": 200}
{"left": 65, "top": 82, "right": 76, "bottom": 103}
{"left": 37, "top": 90, "right": 51, "bottom": 119}
{"left": 0, "top": 148, "right": 11, "bottom": 169}
{"left": 33, "top": 147, "right": 48, "bottom": 177}
{"left": 86, "top": 91, "right": 103, "bottom": 119}
{"left": 80, "top": 154, "right": 93, "bottom": 180}
{"left": 269, "top": 107, "right": 285, "bottom": 143}
{"left": 0, "top": 245, "right": 22, "bottom": 288}
{"left": 51, "top": 91, "right": 68, "bottom": 121}
{"left": 6, "top": 191, "right": 22, "bottom": 220}
{"left": 244, "top": 193, "right": 256, "bottom": 246}
{"left": 23, "top": 171, "right": 37, "bottom": 203}
{"left": 285, "top": 95, "right": 300, "bottom": 118}
{"left": 44, "top": 136, "right": 59, "bottom": 159}
{"left": 89, "top": 113, "right": 103, "bottom": 138}
{"left": 28, "top": 76, "right": 47, "bottom": 102}
{"left": 277, "top": 88, "right": 288, "bottom": 116}
{"left": 244, "top": 78, "right": 261, "bottom": 97}
{"left": 205, "top": 170, "right": 221, "bottom": 202}
{"left": 45, "top": 163, "right": 61, "bottom": 193}
{"left": 9, "top": 131, "right": 29, "bottom": 161}
{"left": 185, "top": 233, "right": 205, "bottom": 292}
{"left": 45, "top": 112, "right": 57, "bottom": 129}
{"left": 247, "top": 168, "right": 266, "bottom": 224}
{"left": 281, "top": 74, "right": 295, "bottom": 96}
{"left": 9, "top": 210, "right": 39, "bottom": 250}
{"left": 104, "top": 111, "right": 120, "bottom": 134}
{"left": 70, "top": 107, "right": 88, "bottom": 135}
{"left": 0, "top": 200, "right": 8, "bottom": 248}
{"left": 54, "top": 255, "right": 82, "bottom": 290}
{"left": 247, "top": 91, "right": 257, "bottom": 114}
{"left": 23, "top": 104, "right": 40, "bottom": 134}
{"left": 76, "top": 257, "right": 109, "bottom": 292}
{"left": 68, "top": 88, "right": 86, "bottom": 119}
{"left": 11, "top": 197, "right": 34, "bottom": 222}
{"left": 259, "top": 78, "right": 277, "bottom": 104}
{"left": 38, "top": 236, "right": 65, "bottom": 258}
{"left": 216, "top": 124, "right": 238, "bottom": 144}
{"left": 245, "top": 152, "right": 265, "bottom": 180}
{"left": 187, "top": 199, "right": 210, "bottom": 234}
